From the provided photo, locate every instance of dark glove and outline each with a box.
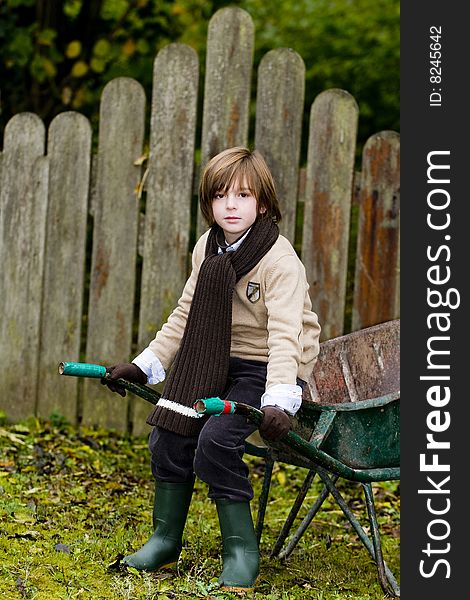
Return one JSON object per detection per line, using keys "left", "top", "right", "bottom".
{"left": 259, "top": 406, "right": 291, "bottom": 441}
{"left": 101, "top": 363, "right": 147, "bottom": 397}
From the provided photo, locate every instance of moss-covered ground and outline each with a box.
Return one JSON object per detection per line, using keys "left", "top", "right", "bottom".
{"left": 0, "top": 416, "right": 399, "bottom": 599}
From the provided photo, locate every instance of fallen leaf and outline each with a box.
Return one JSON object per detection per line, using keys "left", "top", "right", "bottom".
{"left": 10, "top": 530, "right": 40, "bottom": 540}
{"left": 0, "top": 428, "right": 26, "bottom": 445}
{"left": 107, "top": 554, "right": 125, "bottom": 571}
{"left": 13, "top": 511, "right": 36, "bottom": 523}
{"left": 25, "top": 487, "right": 43, "bottom": 495}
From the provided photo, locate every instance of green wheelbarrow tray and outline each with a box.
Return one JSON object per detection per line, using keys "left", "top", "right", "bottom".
{"left": 273, "top": 391, "right": 399, "bottom": 480}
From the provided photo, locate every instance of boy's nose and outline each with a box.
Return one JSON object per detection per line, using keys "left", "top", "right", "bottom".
{"left": 225, "top": 193, "right": 237, "bottom": 208}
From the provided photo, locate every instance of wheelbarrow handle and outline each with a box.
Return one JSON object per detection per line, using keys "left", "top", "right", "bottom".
{"left": 58, "top": 361, "right": 161, "bottom": 405}
{"left": 59, "top": 361, "right": 107, "bottom": 378}
{"left": 194, "top": 397, "right": 265, "bottom": 426}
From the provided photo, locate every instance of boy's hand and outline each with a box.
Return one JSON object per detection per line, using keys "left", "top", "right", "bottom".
{"left": 101, "top": 363, "right": 147, "bottom": 397}
{"left": 259, "top": 406, "right": 291, "bottom": 441}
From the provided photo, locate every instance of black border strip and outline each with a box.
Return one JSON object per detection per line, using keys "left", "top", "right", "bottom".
{"left": 401, "top": 4, "right": 467, "bottom": 597}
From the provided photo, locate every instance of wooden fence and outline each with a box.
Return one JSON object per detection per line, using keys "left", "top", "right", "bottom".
{"left": 0, "top": 7, "right": 399, "bottom": 434}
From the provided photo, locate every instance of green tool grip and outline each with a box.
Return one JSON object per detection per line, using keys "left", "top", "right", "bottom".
{"left": 59, "top": 362, "right": 107, "bottom": 378}
{"left": 58, "top": 360, "right": 161, "bottom": 406}
{"left": 194, "top": 397, "right": 236, "bottom": 416}
{"left": 193, "top": 398, "right": 264, "bottom": 427}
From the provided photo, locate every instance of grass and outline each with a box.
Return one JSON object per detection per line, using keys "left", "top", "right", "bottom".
{"left": 0, "top": 416, "right": 399, "bottom": 599}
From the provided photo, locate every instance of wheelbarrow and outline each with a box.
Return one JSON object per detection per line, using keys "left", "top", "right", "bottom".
{"left": 59, "top": 319, "right": 400, "bottom": 597}
{"left": 234, "top": 318, "right": 401, "bottom": 597}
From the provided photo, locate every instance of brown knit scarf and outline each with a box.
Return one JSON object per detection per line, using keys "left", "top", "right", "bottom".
{"left": 146, "top": 217, "right": 279, "bottom": 436}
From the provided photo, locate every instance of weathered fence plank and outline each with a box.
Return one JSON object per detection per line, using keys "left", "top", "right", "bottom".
{"left": 255, "top": 48, "right": 305, "bottom": 243}
{"left": 133, "top": 44, "right": 199, "bottom": 434}
{"left": 0, "top": 113, "right": 46, "bottom": 421}
{"left": 197, "top": 7, "right": 254, "bottom": 237}
{"left": 302, "top": 89, "right": 358, "bottom": 341}
{"left": 37, "top": 112, "right": 91, "bottom": 422}
{"left": 352, "top": 131, "right": 400, "bottom": 330}
{"left": 81, "top": 78, "right": 146, "bottom": 430}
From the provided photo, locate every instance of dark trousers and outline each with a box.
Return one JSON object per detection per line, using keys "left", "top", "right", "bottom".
{"left": 148, "top": 357, "right": 267, "bottom": 502}
{"left": 149, "top": 357, "right": 305, "bottom": 502}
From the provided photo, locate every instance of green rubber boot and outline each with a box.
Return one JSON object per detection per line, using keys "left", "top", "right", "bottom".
{"left": 121, "top": 481, "right": 194, "bottom": 572}
{"left": 215, "top": 499, "right": 260, "bottom": 591}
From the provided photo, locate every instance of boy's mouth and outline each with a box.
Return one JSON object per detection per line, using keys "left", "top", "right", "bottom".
{"left": 224, "top": 217, "right": 240, "bottom": 221}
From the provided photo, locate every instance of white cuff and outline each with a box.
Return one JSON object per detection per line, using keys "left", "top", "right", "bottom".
{"left": 132, "top": 348, "right": 166, "bottom": 385}
{"left": 261, "top": 383, "right": 303, "bottom": 416}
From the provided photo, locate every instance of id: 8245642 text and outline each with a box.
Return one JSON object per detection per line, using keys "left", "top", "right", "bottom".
{"left": 429, "top": 25, "right": 442, "bottom": 107}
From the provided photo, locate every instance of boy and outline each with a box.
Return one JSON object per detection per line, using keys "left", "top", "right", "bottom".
{"left": 103, "top": 147, "right": 321, "bottom": 591}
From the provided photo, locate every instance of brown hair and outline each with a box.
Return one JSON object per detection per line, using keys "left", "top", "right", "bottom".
{"left": 199, "top": 147, "right": 282, "bottom": 225}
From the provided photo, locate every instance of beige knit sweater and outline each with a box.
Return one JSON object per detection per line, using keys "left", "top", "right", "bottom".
{"left": 148, "top": 230, "right": 321, "bottom": 390}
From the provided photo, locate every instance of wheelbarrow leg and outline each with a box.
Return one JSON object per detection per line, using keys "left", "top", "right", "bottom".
{"left": 316, "top": 468, "right": 400, "bottom": 597}
{"left": 255, "top": 456, "right": 275, "bottom": 544}
{"left": 363, "top": 482, "right": 400, "bottom": 598}
{"left": 273, "top": 472, "right": 339, "bottom": 560}
{"left": 270, "top": 468, "right": 318, "bottom": 557}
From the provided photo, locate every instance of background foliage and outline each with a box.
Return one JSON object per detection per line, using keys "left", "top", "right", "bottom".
{"left": 0, "top": 0, "right": 399, "bottom": 155}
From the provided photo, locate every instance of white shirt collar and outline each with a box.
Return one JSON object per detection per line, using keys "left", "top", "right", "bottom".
{"left": 217, "top": 228, "right": 251, "bottom": 254}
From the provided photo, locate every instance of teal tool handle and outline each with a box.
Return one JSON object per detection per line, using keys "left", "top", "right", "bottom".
{"left": 194, "top": 397, "right": 236, "bottom": 415}
{"left": 59, "top": 362, "right": 107, "bottom": 378}
{"left": 58, "top": 360, "right": 161, "bottom": 406}
{"left": 194, "top": 397, "right": 264, "bottom": 426}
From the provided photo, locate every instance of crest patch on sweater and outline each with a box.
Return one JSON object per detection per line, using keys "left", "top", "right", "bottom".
{"left": 246, "top": 281, "right": 261, "bottom": 303}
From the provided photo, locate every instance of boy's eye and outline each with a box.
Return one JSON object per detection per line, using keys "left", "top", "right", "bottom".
{"left": 214, "top": 192, "right": 225, "bottom": 199}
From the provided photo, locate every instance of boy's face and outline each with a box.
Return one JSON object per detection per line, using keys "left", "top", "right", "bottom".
{"left": 212, "top": 178, "right": 264, "bottom": 244}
